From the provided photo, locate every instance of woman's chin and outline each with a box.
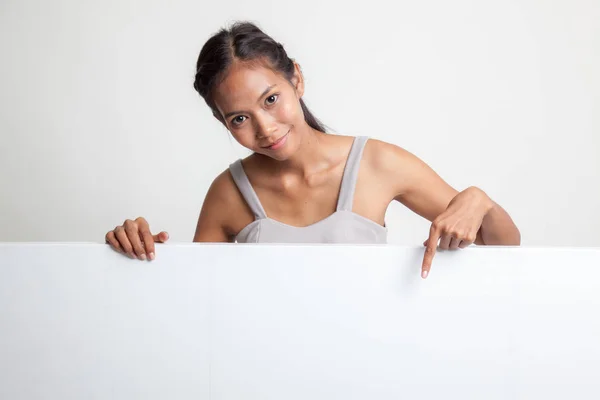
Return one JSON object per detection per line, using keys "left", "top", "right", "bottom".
{"left": 257, "top": 131, "right": 295, "bottom": 161}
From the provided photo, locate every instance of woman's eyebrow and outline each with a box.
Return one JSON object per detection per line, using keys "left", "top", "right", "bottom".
{"left": 224, "top": 85, "right": 277, "bottom": 119}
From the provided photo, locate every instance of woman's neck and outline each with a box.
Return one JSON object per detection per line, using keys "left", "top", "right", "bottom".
{"left": 269, "top": 126, "right": 336, "bottom": 178}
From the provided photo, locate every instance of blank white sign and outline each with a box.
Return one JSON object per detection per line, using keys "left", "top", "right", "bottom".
{"left": 1, "top": 243, "right": 599, "bottom": 399}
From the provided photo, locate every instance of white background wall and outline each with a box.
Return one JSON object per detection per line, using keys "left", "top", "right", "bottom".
{"left": 0, "top": 0, "right": 598, "bottom": 245}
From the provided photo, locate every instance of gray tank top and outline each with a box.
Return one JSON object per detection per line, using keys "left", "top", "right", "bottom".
{"left": 229, "top": 136, "right": 388, "bottom": 244}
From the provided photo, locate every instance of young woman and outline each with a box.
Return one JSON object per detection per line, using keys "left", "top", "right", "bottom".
{"left": 105, "top": 21, "right": 520, "bottom": 278}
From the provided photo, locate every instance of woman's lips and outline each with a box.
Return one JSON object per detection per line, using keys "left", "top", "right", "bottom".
{"left": 264, "top": 131, "right": 289, "bottom": 150}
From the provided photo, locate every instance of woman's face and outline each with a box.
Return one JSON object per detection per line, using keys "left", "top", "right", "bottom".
{"left": 212, "top": 61, "right": 307, "bottom": 161}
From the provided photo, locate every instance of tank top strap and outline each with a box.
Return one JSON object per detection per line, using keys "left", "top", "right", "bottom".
{"left": 228, "top": 159, "right": 268, "bottom": 220}
{"left": 336, "top": 136, "right": 369, "bottom": 212}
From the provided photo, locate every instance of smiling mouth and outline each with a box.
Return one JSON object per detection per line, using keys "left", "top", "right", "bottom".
{"left": 261, "top": 130, "right": 289, "bottom": 148}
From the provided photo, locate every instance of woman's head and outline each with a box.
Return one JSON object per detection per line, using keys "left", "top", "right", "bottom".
{"left": 193, "top": 21, "right": 326, "bottom": 160}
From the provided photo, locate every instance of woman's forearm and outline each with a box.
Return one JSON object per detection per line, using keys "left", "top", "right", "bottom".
{"left": 479, "top": 196, "right": 521, "bottom": 245}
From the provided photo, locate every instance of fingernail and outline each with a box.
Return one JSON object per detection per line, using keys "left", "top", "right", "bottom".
{"left": 149, "top": 252, "right": 155, "bottom": 260}
{"left": 422, "top": 270, "right": 428, "bottom": 279}
{"left": 140, "top": 253, "right": 146, "bottom": 261}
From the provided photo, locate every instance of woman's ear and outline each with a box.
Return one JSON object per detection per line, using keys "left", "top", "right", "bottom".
{"left": 290, "top": 61, "right": 305, "bottom": 98}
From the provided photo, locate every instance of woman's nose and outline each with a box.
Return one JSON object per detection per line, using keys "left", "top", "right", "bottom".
{"left": 254, "top": 114, "right": 277, "bottom": 138}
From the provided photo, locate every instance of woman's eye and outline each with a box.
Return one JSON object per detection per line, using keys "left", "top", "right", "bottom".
{"left": 266, "top": 94, "right": 279, "bottom": 105}
{"left": 231, "top": 116, "right": 246, "bottom": 125}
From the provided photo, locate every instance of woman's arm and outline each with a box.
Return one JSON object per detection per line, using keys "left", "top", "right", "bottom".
{"left": 371, "top": 139, "right": 520, "bottom": 245}
{"left": 369, "top": 139, "right": 520, "bottom": 277}
{"left": 475, "top": 194, "right": 521, "bottom": 246}
{"left": 193, "top": 170, "right": 238, "bottom": 243}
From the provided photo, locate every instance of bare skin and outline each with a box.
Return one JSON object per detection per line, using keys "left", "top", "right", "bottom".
{"left": 106, "top": 59, "right": 521, "bottom": 278}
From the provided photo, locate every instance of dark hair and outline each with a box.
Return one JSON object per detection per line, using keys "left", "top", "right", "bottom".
{"left": 193, "top": 21, "right": 327, "bottom": 133}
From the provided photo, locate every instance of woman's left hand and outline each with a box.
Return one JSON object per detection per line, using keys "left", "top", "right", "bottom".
{"left": 421, "top": 186, "right": 493, "bottom": 279}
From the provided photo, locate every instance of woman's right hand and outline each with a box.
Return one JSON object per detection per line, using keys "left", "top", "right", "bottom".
{"left": 105, "top": 217, "right": 169, "bottom": 260}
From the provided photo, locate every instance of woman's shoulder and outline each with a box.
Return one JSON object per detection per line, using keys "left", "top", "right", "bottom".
{"left": 361, "top": 137, "right": 430, "bottom": 197}
{"left": 198, "top": 164, "right": 255, "bottom": 236}
{"left": 323, "top": 133, "right": 418, "bottom": 179}
{"left": 363, "top": 137, "right": 415, "bottom": 172}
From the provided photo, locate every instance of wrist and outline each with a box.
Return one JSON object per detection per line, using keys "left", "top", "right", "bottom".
{"left": 466, "top": 186, "right": 494, "bottom": 214}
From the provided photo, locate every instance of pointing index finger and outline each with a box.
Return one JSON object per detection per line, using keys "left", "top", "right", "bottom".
{"left": 422, "top": 227, "right": 441, "bottom": 279}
